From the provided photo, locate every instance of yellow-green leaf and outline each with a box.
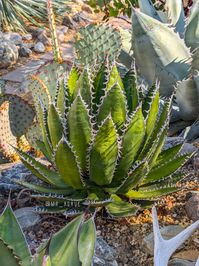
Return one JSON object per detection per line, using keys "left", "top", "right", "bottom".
{"left": 90, "top": 117, "right": 118, "bottom": 185}
{"left": 55, "top": 138, "right": 83, "bottom": 189}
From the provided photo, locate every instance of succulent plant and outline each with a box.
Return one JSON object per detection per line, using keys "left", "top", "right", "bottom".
{"left": 0, "top": 202, "right": 96, "bottom": 266}
{"left": 14, "top": 61, "right": 192, "bottom": 218}
{"left": 131, "top": 0, "right": 199, "bottom": 121}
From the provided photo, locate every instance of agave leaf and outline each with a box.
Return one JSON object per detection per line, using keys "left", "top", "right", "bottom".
{"left": 166, "top": 0, "right": 185, "bottom": 37}
{"left": 148, "top": 125, "right": 168, "bottom": 167}
{"left": 68, "top": 94, "right": 92, "bottom": 172}
{"left": 97, "top": 83, "right": 127, "bottom": 131}
{"left": 192, "top": 48, "right": 199, "bottom": 71}
{"left": 126, "top": 186, "right": 179, "bottom": 199}
{"left": 38, "top": 104, "right": 53, "bottom": 161}
{"left": 138, "top": 0, "right": 162, "bottom": 21}
{"left": 106, "top": 65, "right": 124, "bottom": 91}
{"left": 139, "top": 98, "right": 170, "bottom": 161}
{"left": 78, "top": 217, "right": 96, "bottom": 266}
{"left": 114, "top": 107, "right": 145, "bottom": 182}
{"left": 92, "top": 64, "right": 107, "bottom": 112}
{"left": 14, "top": 148, "right": 66, "bottom": 188}
{"left": 35, "top": 205, "right": 84, "bottom": 215}
{"left": 141, "top": 173, "right": 185, "bottom": 189}
{"left": 75, "top": 68, "right": 92, "bottom": 106}
{"left": 144, "top": 153, "right": 191, "bottom": 183}
{"left": 55, "top": 138, "right": 83, "bottom": 189}
{"left": 132, "top": 8, "right": 191, "bottom": 96}
{"left": 90, "top": 116, "right": 118, "bottom": 186}
{"left": 0, "top": 203, "right": 31, "bottom": 266}
{"left": 117, "top": 160, "right": 148, "bottom": 193}
{"left": 176, "top": 77, "right": 199, "bottom": 121}
{"left": 185, "top": 0, "right": 199, "bottom": 51}
{"left": 123, "top": 69, "right": 140, "bottom": 114}
{"left": 56, "top": 79, "right": 65, "bottom": 116}
{"left": 106, "top": 195, "right": 139, "bottom": 217}
{"left": 142, "top": 84, "right": 158, "bottom": 118}
{"left": 48, "top": 215, "right": 83, "bottom": 266}
{"left": 144, "top": 85, "right": 160, "bottom": 140}
{"left": 47, "top": 104, "right": 63, "bottom": 148}
{"left": 154, "top": 143, "right": 183, "bottom": 167}
{"left": 0, "top": 240, "right": 21, "bottom": 266}
{"left": 36, "top": 140, "right": 52, "bottom": 161}
{"left": 67, "top": 66, "right": 79, "bottom": 101}
{"left": 14, "top": 179, "right": 75, "bottom": 195}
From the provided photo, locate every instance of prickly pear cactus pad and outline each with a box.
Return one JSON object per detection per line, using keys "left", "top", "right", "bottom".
{"left": 15, "top": 61, "right": 193, "bottom": 218}
{"left": 0, "top": 100, "right": 18, "bottom": 162}
{"left": 75, "top": 24, "right": 122, "bottom": 65}
{"left": 25, "top": 122, "right": 42, "bottom": 150}
{"left": 0, "top": 94, "right": 35, "bottom": 162}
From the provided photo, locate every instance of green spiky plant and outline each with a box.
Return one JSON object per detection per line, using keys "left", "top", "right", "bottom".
{"left": 0, "top": 201, "right": 96, "bottom": 266}
{"left": 14, "top": 59, "right": 193, "bottom": 218}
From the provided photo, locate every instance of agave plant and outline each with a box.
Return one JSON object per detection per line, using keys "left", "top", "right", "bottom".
{"left": 14, "top": 59, "right": 193, "bottom": 218}
{"left": 0, "top": 201, "right": 96, "bottom": 266}
{"left": 131, "top": 0, "right": 199, "bottom": 122}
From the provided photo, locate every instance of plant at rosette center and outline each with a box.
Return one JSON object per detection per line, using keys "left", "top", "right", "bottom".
{"left": 15, "top": 62, "right": 193, "bottom": 218}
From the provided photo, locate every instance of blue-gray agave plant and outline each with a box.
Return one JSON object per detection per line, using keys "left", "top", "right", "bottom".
{"left": 132, "top": 0, "right": 199, "bottom": 121}
{"left": 14, "top": 61, "right": 193, "bottom": 218}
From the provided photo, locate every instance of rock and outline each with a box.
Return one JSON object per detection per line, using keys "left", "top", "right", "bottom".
{"left": 57, "top": 25, "right": 68, "bottom": 34}
{"left": 164, "top": 137, "right": 198, "bottom": 154}
{"left": 34, "top": 42, "right": 45, "bottom": 53}
{"left": 185, "top": 194, "right": 199, "bottom": 221}
{"left": 185, "top": 191, "right": 199, "bottom": 200}
{"left": 62, "top": 14, "right": 77, "bottom": 29}
{"left": 169, "top": 258, "right": 195, "bottom": 266}
{"left": 22, "top": 34, "right": 32, "bottom": 41}
{"left": 37, "top": 32, "right": 51, "bottom": 46}
{"left": 81, "top": 4, "right": 93, "bottom": 14}
{"left": 14, "top": 207, "right": 41, "bottom": 229}
{"left": 92, "top": 237, "right": 118, "bottom": 266}
{"left": 73, "top": 12, "right": 93, "bottom": 23}
{"left": 73, "top": 0, "right": 84, "bottom": 4}
{"left": 19, "top": 46, "right": 32, "bottom": 57}
{"left": 4, "top": 32, "right": 22, "bottom": 45}
{"left": 143, "top": 225, "right": 184, "bottom": 255}
{"left": 173, "top": 250, "right": 199, "bottom": 262}
{"left": 22, "top": 43, "right": 34, "bottom": 49}
{"left": 57, "top": 30, "right": 65, "bottom": 43}
{"left": 31, "top": 27, "right": 46, "bottom": 38}
{"left": 0, "top": 162, "right": 33, "bottom": 192}
{"left": 0, "top": 39, "right": 18, "bottom": 69}
{"left": 193, "top": 156, "right": 199, "bottom": 172}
